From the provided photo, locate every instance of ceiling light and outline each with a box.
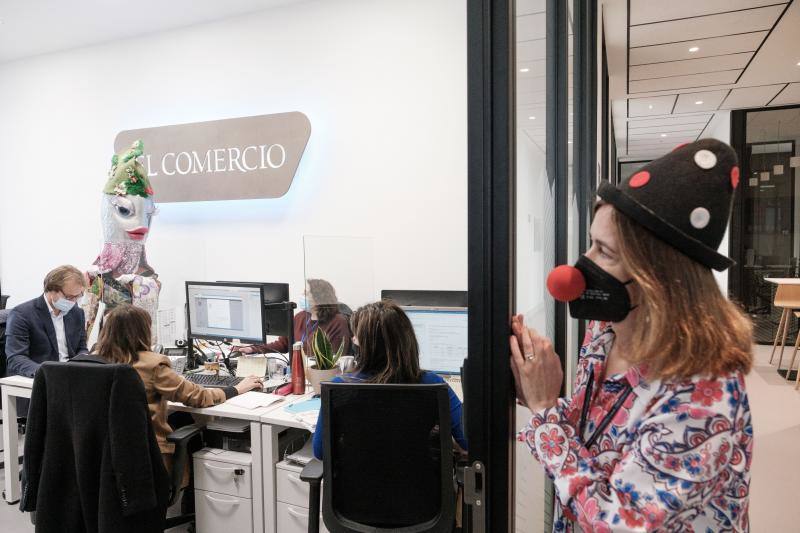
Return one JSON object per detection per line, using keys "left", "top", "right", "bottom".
{"left": 797, "top": 61, "right": 800, "bottom": 66}
{"left": 520, "top": 68, "right": 529, "bottom": 73}
{"left": 528, "top": 116, "right": 536, "bottom": 120}
{"left": 689, "top": 46, "right": 699, "bottom": 52}
{"left": 695, "top": 101, "right": 704, "bottom": 105}
{"left": 648, "top": 105, "right": 653, "bottom": 110}
{"left": 660, "top": 134, "right": 667, "bottom": 137}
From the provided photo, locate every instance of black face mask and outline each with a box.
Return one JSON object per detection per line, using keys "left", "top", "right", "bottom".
{"left": 568, "top": 255, "right": 635, "bottom": 323}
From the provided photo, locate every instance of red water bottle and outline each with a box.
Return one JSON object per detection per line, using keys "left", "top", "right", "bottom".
{"left": 291, "top": 341, "right": 305, "bottom": 395}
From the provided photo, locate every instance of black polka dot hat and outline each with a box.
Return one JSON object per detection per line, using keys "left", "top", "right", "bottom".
{"left": 597, "top": 138, "right": 739, "bottom": 271}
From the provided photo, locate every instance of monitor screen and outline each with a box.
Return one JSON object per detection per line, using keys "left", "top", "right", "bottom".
{"left": 404, "top": 307, "right": 468, "bottom": 374}
{"left": 186, "top": 282, "right": 265, "bottom": 343}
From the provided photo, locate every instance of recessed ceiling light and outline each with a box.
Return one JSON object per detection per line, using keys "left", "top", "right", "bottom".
{"left": 689, "top": 46, "right": 699, "bottom": 52}
{"left": 695, "top": 101, "right": 704, "bottom": 105}
{"left": 528, "top": 116, "right": 536, "bottom": 120}
{"left": 520, "top": 68, "right": 529, "bottom": 73}
{"left": 648, "top": 105, "right": 653, "bottom": 110}
{"left": 660, "top": 133, "right": 667, "bottom": 137}
{"left": 797, "top": 61, "right": 800, "bottom": 66}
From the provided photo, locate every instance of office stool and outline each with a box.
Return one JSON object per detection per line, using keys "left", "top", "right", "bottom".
{"left": 769, "top": 285, "right": 800, "bottom": 368}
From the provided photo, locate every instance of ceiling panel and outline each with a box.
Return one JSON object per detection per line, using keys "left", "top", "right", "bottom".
{"left": 737, "top": 2, "right": 800, "bottom": 86}
{"left": 720, "top": 84, "right": 785, "bottom": 108}
{"left": 630, "top": 52, "right": 752, "bottom": 80}
{"left": 630, "top": 0, "right": 787, "bottom": 25}
{"left": 628, "top": 95, "right": 678, "bottom": 117}
{"left": 626, "top": 114, "right": 712, "bottom": 128}
{"left": 627, "top": 123, "right": 707, "bottom": 135}
{"left": 517, "top": 13, "right": 546, "bottom": 42}
{"left": 673, "top": 90, "right": 729, "bottom": 113}
{"left": 517, "top": 39, "right": 546, "bottom": 62}
{"left": 629, "top": 69, "right": 741, "bottom": 93}
{"left": 517, "top": 0, "right": 546, "bottom": 17}
{"left": 629, "top": 129, "right": 702, "bottom": 139}
{"left": 770, "top": 83, "right": 800, "bottom": 106}
{"left": 629, "top": 32, "right": 766, "bottom": 65}
{"left": 629, "top": 4, "right": 785, "bottom": 47}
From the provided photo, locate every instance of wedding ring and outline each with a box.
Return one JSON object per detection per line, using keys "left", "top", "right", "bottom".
{"left": 525, "top": 353, "right": 535, "bottom": 361}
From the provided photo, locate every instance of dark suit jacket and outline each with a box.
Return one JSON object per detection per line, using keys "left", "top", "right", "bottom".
{"left": 5, "top": 295, "right": 88, "bottom": 378}
{"left": 21, "top": 358, "right": 169, "bottom": 533}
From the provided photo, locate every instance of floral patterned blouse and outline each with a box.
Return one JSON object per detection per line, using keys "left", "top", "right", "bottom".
{"left": 518, "top": 321, "right": 753, "bottom": 532}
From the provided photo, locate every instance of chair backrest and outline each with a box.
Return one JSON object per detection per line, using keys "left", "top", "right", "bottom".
{"left": 320, "top": 382, "right": 454, "bottom": 532}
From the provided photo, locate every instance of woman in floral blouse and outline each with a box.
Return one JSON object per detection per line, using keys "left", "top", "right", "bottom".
{"left": 511, "top": 139, "right": 753, "bottom": 532}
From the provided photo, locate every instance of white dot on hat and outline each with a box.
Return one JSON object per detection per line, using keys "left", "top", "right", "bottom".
{"left": 693, "top": 149, "right": 717, "bottom": 170}
{"left": 690, "top": 207, "right": 711, "bottom": 229}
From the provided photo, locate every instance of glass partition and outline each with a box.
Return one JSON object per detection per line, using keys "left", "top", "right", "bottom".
{"left": 732, "top": 106, "right": 800, "bottom": 344}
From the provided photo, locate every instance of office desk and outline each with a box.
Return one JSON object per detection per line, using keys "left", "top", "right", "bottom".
{"left": 0, "top": 375, "right": 32, "bottom": 504}
{"left": 1, "top": 374, "right": 313, "bottom": 533}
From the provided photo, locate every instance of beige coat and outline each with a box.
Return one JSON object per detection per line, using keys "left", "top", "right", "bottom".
{"left": 132, "top": 351, "right": 228, "bottom": 454}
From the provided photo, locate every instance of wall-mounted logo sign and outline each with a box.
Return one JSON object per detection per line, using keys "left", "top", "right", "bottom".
{"left": 114, "top": 112, "right": 311, "bottom": 203}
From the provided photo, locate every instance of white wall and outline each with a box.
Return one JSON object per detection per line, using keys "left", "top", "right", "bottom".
{"left": 0, "top": 0, "right": 468, "bottom": 332}
{"left": 702, "top": 111, "right": 732, "bottom": 293}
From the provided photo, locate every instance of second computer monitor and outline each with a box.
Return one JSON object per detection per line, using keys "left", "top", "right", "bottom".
{"left": 186, "top": 282, "right": 266, "bottom": 343}
{"left": 403, "top": 306, "right": 468, "bottom": 375}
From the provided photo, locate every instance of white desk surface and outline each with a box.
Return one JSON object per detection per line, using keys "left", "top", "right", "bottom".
{"left": 260, "top": 392, "right": 318, "bottom": 430}
{"left": 0, "top": 374, "right": 310, "bottom": 424}
{"left": 764, "top": 278, "right": 800, "bottom": 285}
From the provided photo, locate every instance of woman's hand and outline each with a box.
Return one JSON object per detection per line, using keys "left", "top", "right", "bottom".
{"left": 235, "top": 375, "right": 264, "bottom": 394}
{"left": 510, "top": 315, "right": 563, "bottom": 412}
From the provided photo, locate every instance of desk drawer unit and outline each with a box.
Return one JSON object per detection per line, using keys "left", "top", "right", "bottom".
{"left": 196, "top": 489, "right": 253, "bottom": 532}
{"left": 276, "top": 461, "right": 312, "bottom": 508}
{"left": 276, "top": 501, "right": 329, "bottom": 533}
{"left": 194, "top": 449, "right": 252, "bottom": 498}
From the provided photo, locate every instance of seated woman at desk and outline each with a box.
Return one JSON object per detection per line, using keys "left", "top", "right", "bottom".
{"left": 311, "top": 300, "right": 467, "bottom": 459}
{"left": 91, "top": 304, "right": 263, "bottom": 470}
{"left": 235, "top": 278, "right": 351, "bottom": 357}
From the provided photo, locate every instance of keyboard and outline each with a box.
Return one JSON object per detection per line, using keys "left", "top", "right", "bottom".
{"left": 185, "top": 373, "right": 244, "bottom": 388}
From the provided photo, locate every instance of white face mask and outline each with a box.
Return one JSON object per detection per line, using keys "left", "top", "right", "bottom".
{"left": 53, "top": 296, "right": 76, "bottom": 313}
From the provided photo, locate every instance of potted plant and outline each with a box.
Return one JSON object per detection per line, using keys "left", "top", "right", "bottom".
{"left": 306, "top": 327, "right": 344, "bottom": 394}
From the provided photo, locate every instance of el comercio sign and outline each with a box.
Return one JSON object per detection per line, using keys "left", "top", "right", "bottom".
{"left": 114, "top": 112, "right": 311, "bottom": 203}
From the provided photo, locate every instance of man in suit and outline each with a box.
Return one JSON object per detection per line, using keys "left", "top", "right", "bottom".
{"left": 6, "top": 265, "right": 89, "bottom": 378}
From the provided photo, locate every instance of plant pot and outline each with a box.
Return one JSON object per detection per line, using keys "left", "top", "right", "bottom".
{"left": 306, "top": 367, "right": 341, "bottom": 395}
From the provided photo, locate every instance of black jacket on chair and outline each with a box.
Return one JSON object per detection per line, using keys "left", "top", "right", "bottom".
{"left": 20, "top": 358, "right": 170, "bottom": 533}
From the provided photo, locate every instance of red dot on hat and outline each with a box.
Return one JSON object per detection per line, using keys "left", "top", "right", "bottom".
{"left": 673, "top": 143, "right": 688, "bottom": 152}
{"left": 629, "top": 170, "right": 650, "bottom": 188}
{"left": 730, "top": 166, "right": 740, "bottom": 189}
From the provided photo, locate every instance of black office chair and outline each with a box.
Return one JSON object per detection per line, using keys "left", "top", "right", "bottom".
{"left": 20, "top": 361, "right": 201, "bottom": 532}
{"left": 301, "top": 382, "right": 455, "bottom": 532}
{"left": 0, "top": 309, "right": 9, "bottom": 377}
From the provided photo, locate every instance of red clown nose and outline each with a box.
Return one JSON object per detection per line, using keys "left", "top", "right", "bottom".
{"left": 546, "top": 265, "right": 586, "bottom": 302}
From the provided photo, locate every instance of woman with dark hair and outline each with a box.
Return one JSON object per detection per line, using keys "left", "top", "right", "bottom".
{"left": 311, "top": 300, "right": 467, "bottom": 459}
{"left": 511, "top": 139, "right": 753, "bottom": 532}
{"left": 236, "top": 278, "right": 350, "bottom": 356}
{"left": 91, "top": 304, "right": 262, "bottom": 470}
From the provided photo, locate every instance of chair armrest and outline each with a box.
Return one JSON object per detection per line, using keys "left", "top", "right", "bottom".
{"left": 166, "top": 424, "right": 203, "bottom": 507}
{"left": 300, "top": 458, "right": 323, "bottom": 483}
{"left": 166, "top": 423, "right": 203, "bottom": 445}
{"left": 300, "top": 459, "right": 323, "bottom": 533}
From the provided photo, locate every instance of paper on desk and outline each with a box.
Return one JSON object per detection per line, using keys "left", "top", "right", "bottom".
{"left": 236, "top": 356, "right": 268, "bottom": 378}
{"left": 284, "top": 397, "right": 321, "bottom": 414}
{"left": 226, "top": 391, "right": 284, "bottom": 410}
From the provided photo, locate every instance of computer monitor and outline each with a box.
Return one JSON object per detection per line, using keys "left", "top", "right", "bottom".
{"left": 186, "top": 282, "right": 266, "bottom": 343}
{"left": 403, "top": 306, "right": 468, "bottom": 375}
{"left": 216, "top": 281, "right": 291, "bottom": 337}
